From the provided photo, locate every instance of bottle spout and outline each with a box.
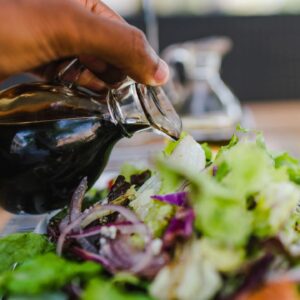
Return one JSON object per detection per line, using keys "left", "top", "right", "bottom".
{"left": 108, "top": 79, "right": 182, "bottom": 140}
{"left": 136, "top": 84, "right": 182, "bottom": 140}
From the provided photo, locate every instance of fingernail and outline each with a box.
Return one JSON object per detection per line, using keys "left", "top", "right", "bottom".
{"left": 153, "top": 59, "right": 169, "bottom": 85}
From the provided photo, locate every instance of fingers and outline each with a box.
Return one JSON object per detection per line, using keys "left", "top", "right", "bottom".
{"left": 32, "top": 0, "right": 127, "bottom": 87}
{"left": 74, "top": 1, "right": 128, "bottom": 86}
{"left": 75, "top": 68, "right": 108, "bottom": 93}
{"left": 63, "top": 8, "right": 169, "bottom": 85}
{"left": 32, "top": 58, "right": 114, "bottom": 94}
{"left": 79, "top": 55, "right": 126, "bottom": 84}
{"left": 0, "top": 0, "right": 169, "bottom": 86}
{"left": 72, "top": 0, "right": 168, "bottom": 86}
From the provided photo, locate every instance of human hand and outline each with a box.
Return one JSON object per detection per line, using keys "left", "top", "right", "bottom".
{"left": 0, "top": 0, "right": 169, "bottom": 90}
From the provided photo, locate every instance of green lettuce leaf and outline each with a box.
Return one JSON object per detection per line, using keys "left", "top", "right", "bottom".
{"left": 214, "top": 141, "right": 285, "bottom": 198}
{"left": 112, "top": 272, "right": 141, "bottom": 286}
{"left": 7, "top": 292, "right": 67, "bottom": 300}
{"left": 120, "top": 163, "right": 147, "bottom": 182}
{"left": 274, "top": 152, "right": 300, "bottom": 185}
{"left": 279, "top": 206, "right": 300, "bottom": 256}
{"left": 143, "top": 200, "right": 175, "bottom": 237}
{"left": 192, "top": 174, "right": 253, "bottom": 247}
{"left": 0, "top": 253, "right": 101, "bottom": 296}
{"left": 235, "top": 124, "right": 249, "bottom": 133}
{"left": 215, "top": 134, "right": 239, "bottom": 159}
{"left": 200, "top": 238, "right": 245, "bottom": 272}
{"left": 251, "top": 182, "right": 300, "bottom": 237}
{"left": 131, "top": 134, "right": 206, "bottom": 237}
{"left": 150, "top": 240, "right": 221, "bottom": 300}
{"left": 156, "top": 157, "right": 253, "bottom": 247}
{"left": 158, "top": 132, "right": 300, "bottom": 248}
{"left": 7, "top": 292, "right": 69, "bottom": 300}
{"left": 201, "top": 143, "right": 213, "bottom": 166}
{"left": 130, "top": 175, "right": 175, "bottom": 237}
{"left": 214, "top": 161, "right": 230, "bottom": 181}
{"left": 159, "top": 134, "right": 206, "bottom": 194}
{"left": 0, "top": 233, "right": 54, "bottom": 274}
{"left": 82, "top": 278, "right": 152, "bottom": 300}
{"left": 163, "top": 132, "right": 188, "bottom": 156}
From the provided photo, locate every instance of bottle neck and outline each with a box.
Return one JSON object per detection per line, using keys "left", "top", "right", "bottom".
{"left": 108, "top": 79, "right": 182, "bottom": 140}
{"left": 107, "top": 80, "right": 150, "bottom": 138}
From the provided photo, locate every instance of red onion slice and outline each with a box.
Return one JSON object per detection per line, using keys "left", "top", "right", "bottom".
{"left": 69, "top": 177, "right": 88, "bottom": 223}
{"left": 69, "top": 223, "right": 147, "bottom": 239}
{"left": 81, "top": 204, "right": 142, "bottom": 228}
{"left": 56, "top": 193, "right": 168, "bottom": 277}
{"left": 57, "top": 215, "right": 86, "bottom": 255}
{"left": 71, "top": 246, "right": 111, "bottom": 269}
{"left": 57, "top": 204, "right": 150, "bottom": 255}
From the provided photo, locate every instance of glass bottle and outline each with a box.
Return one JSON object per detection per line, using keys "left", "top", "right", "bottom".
{"left": 0, "top": 61, "right": 181, "bottom": 214}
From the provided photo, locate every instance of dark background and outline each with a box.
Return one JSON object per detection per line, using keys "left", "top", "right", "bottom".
{"left": 1, "top": 15, "right": 300, "bottom": 103}
{"left": 128, "top": 14, "right": 300, "bottom": 103}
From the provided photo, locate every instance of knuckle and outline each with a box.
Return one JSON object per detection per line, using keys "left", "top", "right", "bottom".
{"left": 43, "top": 1, "right": 83, "bottom": 57}
{"left": 131, "top": 28, "right": 148, "bottom": 58}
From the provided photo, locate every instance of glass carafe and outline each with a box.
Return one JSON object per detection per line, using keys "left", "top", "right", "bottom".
{"left": 162, "top": 37, "right": 242, "bottom": 143}
{"left": 0, "top": 61, "right": 181, "bottom": 214}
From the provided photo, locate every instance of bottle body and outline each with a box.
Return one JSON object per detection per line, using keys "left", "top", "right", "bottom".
{"left": 0, "top": 83, "right": 147, "bottom": 213}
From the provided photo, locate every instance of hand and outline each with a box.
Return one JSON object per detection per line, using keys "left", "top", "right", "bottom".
{"left": 0, "top": 0, "right": 169, "bottom": 90}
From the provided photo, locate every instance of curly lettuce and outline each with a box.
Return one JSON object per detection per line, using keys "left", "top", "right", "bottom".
{"left": 0, "top": 233, "right": 54, "bottom": 273}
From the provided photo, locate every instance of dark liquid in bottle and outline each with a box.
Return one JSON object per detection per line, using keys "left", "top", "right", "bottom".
{"left": 0, "top": 84, "right": 147, "bottom": 214}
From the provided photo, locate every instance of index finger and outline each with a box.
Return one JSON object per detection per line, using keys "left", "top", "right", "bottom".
{"left": 74, "top": 0, "right": 128, "bottom": 83}
{"left": 77, "top": 15, "right": 169, "bottom": 85}
{"left": 75, "top": 0, "right": 169, "bottom": 85}
{"left": 75, "top": 0, "right": 125, "bottom": 22}
{"left": 60, "top": 1, "right": 169, "bottom": 85}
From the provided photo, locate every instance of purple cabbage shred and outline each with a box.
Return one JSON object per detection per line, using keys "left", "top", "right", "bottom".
{"left": 151, "top": 191, "right": 188, "bottom": 207}
{"left": 163, "top": 208, "right": 195, "bottom": 248}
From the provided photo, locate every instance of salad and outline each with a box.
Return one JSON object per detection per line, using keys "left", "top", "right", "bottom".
{"left": 1, "top": 128, "right": 300, "bottom": 300}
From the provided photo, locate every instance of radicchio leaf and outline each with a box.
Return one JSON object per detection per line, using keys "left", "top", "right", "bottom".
{"left": 108, "top": 175, "right": 131, "bottom": 202}
{"left": 130, "top": 170, "right": 152, "bottom": 188}
{"left": 151, "top": 191, "right": 188, "bottom": 207}
{"left": 163, "top": 208, "right": 195, "bottom": 248}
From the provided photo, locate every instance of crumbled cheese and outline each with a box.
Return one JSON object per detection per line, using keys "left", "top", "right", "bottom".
{"left": 102, "top": 198, "right": 108, "bottom": 205}
{"left": 151, "top": 238, "right": 162, "bottom": 255}
{"left": 100, "top": 226, "right": 117, "bottom": 239}
{"left": 99, "top": 237, "right": 107, "bottom": 246}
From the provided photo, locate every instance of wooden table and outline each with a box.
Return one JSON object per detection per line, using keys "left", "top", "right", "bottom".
{"left": 1, "top": 101, "right": 300, "bottom": 232}
{"left": 246, "top": 101, "right": 300, "bottom": 156}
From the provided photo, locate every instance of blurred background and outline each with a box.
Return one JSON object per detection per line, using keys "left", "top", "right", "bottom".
{"left": 104, "top": 0, "right": 300, "bottom": 154}
{"left": 105, "top": 0, "right": 300, "bottom": 102}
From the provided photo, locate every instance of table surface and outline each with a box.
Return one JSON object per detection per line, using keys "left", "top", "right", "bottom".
{"left": 1, "top": 100, "right": 300, "bottom": 232}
